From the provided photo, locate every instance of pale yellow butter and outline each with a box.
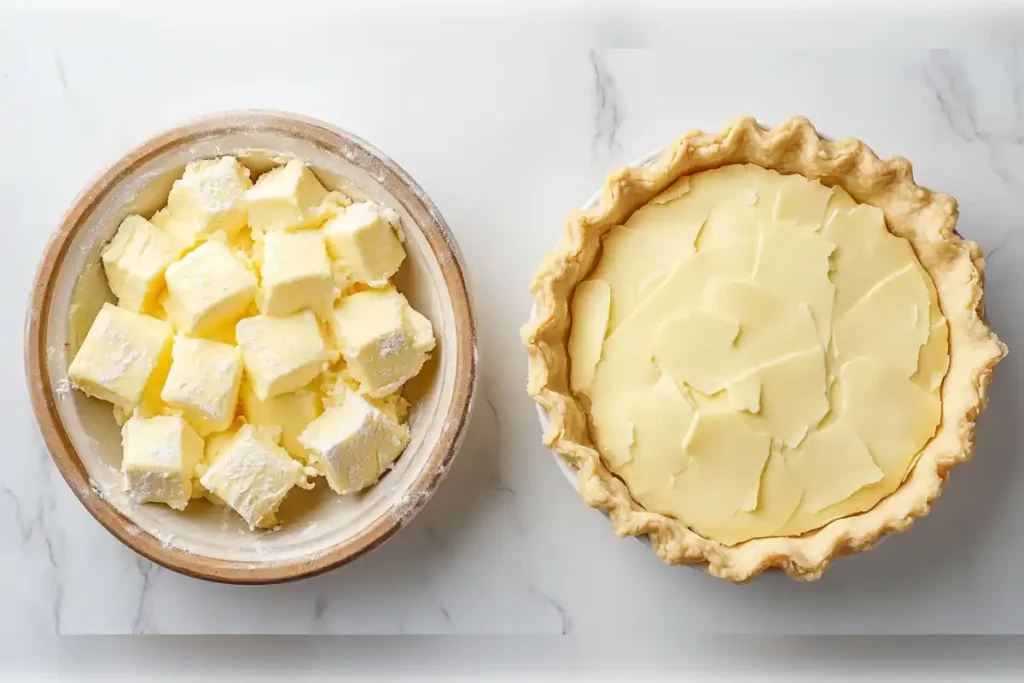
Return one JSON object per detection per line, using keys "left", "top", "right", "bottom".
{"left": 161, "top": 157, "right": 250, "bottom": 249}
{"left": 121, "top": 414, "right": 203, "bottom": 511}
{"left": 163, "top": 241, "right": 257, "bottom": 335}
{"left": 163, "top": 157, "right": 251, "bottom": 248}
{"left": 323, "top": 202, "right": 406, "bottom": 286}
{"left": 331, "top": 286, "right": 435, "bottom": 398}
{"left": 570, "top": 164, "right": 948, "bottom": 545}
{"left": 245, "top": 160, "right": 329, "bottom": 232}
{"left": 160, "top": 336, "right": 243, "bottom": 435}
{"left": 236, "top": 310, "right": 327, "bottom": 401}
{"left": 240, "top": 382, "right": 322, "bottom": 463}
{"left": 198, "top": 424, "right": 314, "bottom": 529}
{"left": 258, "top": 230, "right": 333, "bottom": 317}
{"left": 68, "top": 303, "right": 173, "bottom": 411}
{"left": 299, "top": 389, "right": 409, "bottom": 494}
{"left": 195, "top": 423, "right": 240, "bottom": 504}
{"left": 101, "top": 215, "right": 178, "bottom": 313}
{"left": 70, "top": 155, "right": 433, "bottom": 531}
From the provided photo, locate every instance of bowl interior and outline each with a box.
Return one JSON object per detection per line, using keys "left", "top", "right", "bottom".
{"left": 39, "top": 122, "right": 468, "bottom": 570}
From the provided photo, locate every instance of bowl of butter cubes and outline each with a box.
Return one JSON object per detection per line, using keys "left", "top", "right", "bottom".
{"left": 26, "top": 111, "right": 477, "bottom": 583}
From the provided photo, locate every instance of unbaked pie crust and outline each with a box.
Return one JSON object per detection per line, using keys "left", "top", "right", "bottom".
{"left": 522, "top": 116, "right": 1006, "bottom": 582}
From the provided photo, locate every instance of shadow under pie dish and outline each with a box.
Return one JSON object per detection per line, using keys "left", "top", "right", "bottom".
{"left": 522, "top": 116, "right": 1006, "bottom": 582}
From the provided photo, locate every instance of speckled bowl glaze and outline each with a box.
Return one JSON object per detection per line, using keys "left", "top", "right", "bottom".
{"left": 26, "top": 111, "right": 477, "bottom": 584}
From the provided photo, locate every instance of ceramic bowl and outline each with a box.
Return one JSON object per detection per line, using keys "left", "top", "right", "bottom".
{"left": 26, "top": 111, "right": 477, "bottom": 583}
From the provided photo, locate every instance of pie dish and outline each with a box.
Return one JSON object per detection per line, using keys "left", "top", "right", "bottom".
{"left": 522, "top": 116, "right": 1006, "bottom": 582}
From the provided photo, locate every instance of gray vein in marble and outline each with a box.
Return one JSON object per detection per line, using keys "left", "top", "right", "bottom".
{"left": 985, "top": 232, "right": 1017, "bottom": 263}
{"left": 38, "top": 450, "right": 66, "bottom": 635}
{"left": 41, "top": 526, "right": 62, "bottom": 635}
{"left": 422, "top": 522, "right": 450, "bottom": 552}
{"left": 925, "top": 51, "right": 980, "bottom": 142}
{"left": 489, "top": 470, "right": 516, "bottom": 496}
{"left": 924, "top": 50, "right": 1024, "bottom": 187}
{"left": 480, "top": 381, "right": 517, "bottom": 499}
{"left": 0, "top": 483, "right": 31, "bottom": 542}
{"left": 3, "top": 451, "right": 65, "bottom": 634}
{"left": 52, "top": 49, "right": 133, "bottom": 147}
{"left": 526, "top": 584, "right": 573, "bottom": 635}
{"left": 987, "top": 242, "right": 1007, "bottom": 263}
{"left": 590, "top": 50, "right": 623, "bottom": 159}
{"left": 131, "top": 556, "right": 154, "bottom": 634}
{"left": 480, "top": 382, "right": 502, "bottom": 447}
{"left": 313, "top": 595, "right": 328, "bottom": 622}
{"left": 53, "top": 52, "right": 68, "bottom": 95}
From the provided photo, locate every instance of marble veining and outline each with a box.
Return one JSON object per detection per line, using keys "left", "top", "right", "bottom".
{"left": 131, "top": 556, "right": 155, "bottom": 635}
{"left": 590, "top": 49, "right": 624, "bottom": 159}
{"left": 527, "top": 583, "right": 574, "bottom": 636}
{"left": 1, "top": 450, "right": 66, "bottom": 634}
{"left": 924, "top": 50, "right": 1024, "bottom": 188}
{"left": 4, "top": 36, "right": 1024, "bottom": 635}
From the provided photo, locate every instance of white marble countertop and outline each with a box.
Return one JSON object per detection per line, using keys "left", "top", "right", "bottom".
{"left": 3, "top": 12, "right": 1024, "bottom": 635}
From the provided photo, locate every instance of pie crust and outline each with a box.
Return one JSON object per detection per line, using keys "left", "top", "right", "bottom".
{"left": 522, "top": 116, "right": 1007, "bottom": 581}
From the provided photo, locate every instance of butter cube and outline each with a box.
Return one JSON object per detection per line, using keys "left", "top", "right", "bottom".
{"left": 241, "top": 382, "right": 322, "bottom": 462}
{"left": 236, "top": 311, "right": 327, "bottom": 401}
{"left": 163, "top": 241, "right": 257, "bottom": 335}
{"left": 330, "top": 287, "right": 435, "bottom": 398}
{"left": 121, "top": 414, "right": 203, "bottom": 511}
{"left": 299, "top": 390, "right": 410, "bottom": 494}
{"left": 323, "top": 202, "right": 405, "bottom": 286}
{"left": 68, "top": 303, "right": 174, "bottom": 411}
{"left": 199, "top": 424, "right": 313, "bottom": 529}
{"left": 164, "top": 156, "right": 251, "bottom": 245}
{"left": 150, "top": 207, "right": 205, "bottom": 254}
{"left": 258, "top": 230, "right": 333, "bottom": 316}
{"left": 195, "top": 424, "right": 240, "bottom": 505}
{"left": 160, "top": 336, "right": 243, "bottom": 435}
{"left": 245, "top": 160, "right": 329, "bottom": 232}
{"left": 101, "top": 215, "right": 178, "bottom": 313}
{"left": 203, "top": 424, "right": 239, "bottom": 467}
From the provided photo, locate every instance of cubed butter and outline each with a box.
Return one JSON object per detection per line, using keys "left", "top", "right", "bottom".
{"left": 203, "top": 424, "right": 239, "bottom": 467}
{"left": 258, "top": 230, "right": 333, "bottom": 316}
{"left": 160, "top": 336, "right": 243, "bottom": 435}
{"left": 320, "top": 369, "right": 409, "bottom": 424}
{"left": 236, "top": 311, "right": 327, "bottom": 401}
{"left": 195, "top": 423, "right": 241, "bottom": 504}
{"left": 163, "top": 241, "right": 257, "bottom": 335}
{"left": 245, "top": 160, "right": 329, "bottom": 232}
{"left": 330, "top": 287, "right": 435, "bottom": 398}
{"left": 241, "top": 382, "right": 322, "bottom": 462}
{"left": 299, "top": 389, "right": 410, "bottom": 494}
{"left": 101, "top": 215, "right": 178, "bottom": 313}
{"left": 164, "top": 156, "right": 251, "bottom": 246}
{"left": 68, "top": 303, "right": 174, "bottom": 411}
{"left": 323, "top": 202, "right": 405, "bottom": 286}
{"left": 198, "top": 424, "right": 313, "bottom": 529}
{"left": 121, "top": 414, "right": 203, "bottom": 511}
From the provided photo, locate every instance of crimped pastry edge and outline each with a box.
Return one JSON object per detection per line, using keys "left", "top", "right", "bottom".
{"left": 521, "top": 115, "right": 1007, "bottom": 582}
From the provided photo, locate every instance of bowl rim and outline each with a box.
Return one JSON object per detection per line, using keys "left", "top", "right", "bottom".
{"left": 24, "top": 110, "right": 478, "bottom": 584}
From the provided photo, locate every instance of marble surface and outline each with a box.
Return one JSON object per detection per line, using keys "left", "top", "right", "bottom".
{"left": 3, "top": 15, "right": 1024, "bottom": 634}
